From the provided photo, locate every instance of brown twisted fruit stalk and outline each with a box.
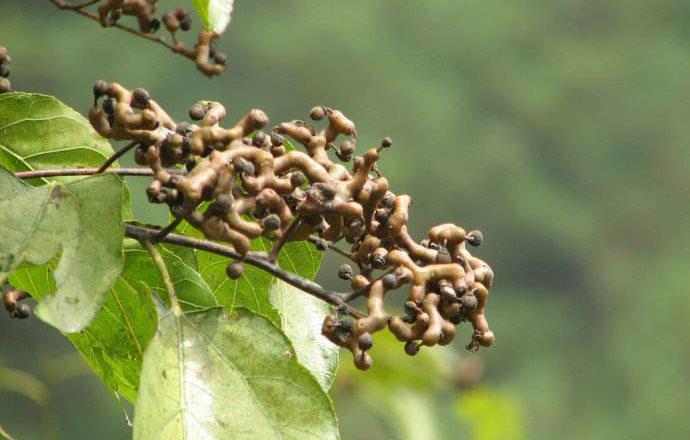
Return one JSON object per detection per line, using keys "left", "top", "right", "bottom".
{"left": 91, "top": 1, "right": 226, "bottom": 76}
{"left": 89, "top": 81, "right": 495, "bottom": 370}
{"left": 0, "top": 46, "right": 11, "bottom": 93}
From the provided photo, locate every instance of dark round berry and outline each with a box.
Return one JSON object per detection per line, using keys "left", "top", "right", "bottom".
{"left": 439, "top": 284, "right": 456, "bottom": 301}
{"left": 381, "top": 273, "right": 398, "bottom": 290}
{"left": 149, "top": 18, "right": 161, "bottom": 32}
{"left": 460, "top": 294, "right": 478, "bottom": 311}
{"left": 340, "top": 139, "right": 356, "bottom": 154}
{"left": 404, "top": 341, "right": 420, "bottom": 356}
{"left": 467, "top": 230, "right": 484, "bottom": 246}
{"left": 270, "top": 132, "right": 284, "bottom": 147}
{"left": 338, "top": 264, "right": 353, "bottom": 280}
{"left": 290, "top": 172, "right": 306, "bottom": 188}
{"left": 132, "top": 88, "right": 151, "bottom": 107}
{"left": 93, "top": 80, "right": 108, "bottom": 97}
{"left": 188, "top": 103, "right": 206, "bottom": 121}
{"left": 226, "top": 262, "right": 244, "bottom": 280}
{"left": 213, "top": 52, "right": 228, "bottom": 66}
{"left": 370, "top": 253, "right": 386, "bottom": 269}
{"left": 309, "top": 106, "right": 325, "bottom": 121}
{"left": 380, "top": 136, "right": 393, "bottom": 148}
{"left": 215, "top": 193, "right": 233, "bottom": 210}
{"left": 262, "top": 214, "right": 282, "bottom": 231}
{"left": 252, "top": 131, "right": 266, "bottom": 146}
{"left": 0, "top": 65, "right": 10, "bottom": 78}
{"left": 179, "top": 15, "right": 192, "bottom": 31}
{"left": 102, "top": 98, "right": 115, "bottom": 115}
{"left": 13, "top": 303, "right": 31, "bottom": 319}
{"left": 358, "top": 333, "right": 373, "bottom": 351}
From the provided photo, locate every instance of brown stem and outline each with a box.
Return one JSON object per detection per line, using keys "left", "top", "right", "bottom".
{"left": 342, "top": 268, "right": 395, "bottom": 302}
{"left": 96, "top": 141, "right": 138, "bottom": 173}
{"left": 125, "top": 223, "right": 366, "bottom": 318}
{"left": 49, "top": 0, "right": 187, "bottom": 57}
{"left": 269, "top": 217, "right": 302, "bottom": 262}
{"left": 151, "top": 215, "right": 184, "bottom": 243}
{"left": 14, "top": 167, "right": 183, "bottom": 179}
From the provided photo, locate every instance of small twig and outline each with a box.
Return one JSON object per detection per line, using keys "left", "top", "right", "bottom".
{"left": 96, "top": 141, "right": 138, "bottom": 173}
{"left": 152, "top": 215, "right": 184, "bottom": 243}
{"left": 307, "top": 235, "right": 353, "bottom": 261}
{"left": 14, "top": 167, "right": 183, "bottom": 179}
{"left": 141, "top": 238, "right": 182, "bottom": 317}
{"left": 49, "top": 0, "right": 183, "bottom": 55}
{"left": 125, "top": 224, "right": 365, "bottom": 318}
{"left": 269, "top": 217, "right": 301, "bottom": 262}
{"left": 342, "top": 268, "right": 396, "bottom": 302}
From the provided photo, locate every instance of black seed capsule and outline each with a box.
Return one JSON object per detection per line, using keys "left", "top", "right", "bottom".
{"left": 226, "top": 262, "right": 244, "bottom": 279}
{"left": 132, "top": 88, "right": 151, "bottom": 107}
{"left": 338, "top": 264, "right": 353, "bottom": 280}
{"left": 102, "top": 98, "right": 115, "bottom": 115}
{"left": 309, "top": 106, "right": 325, "bottom": 121}
{"left": 382, "top": 273, "right": 398, "bottom": 290}
{"left": 262, "top": 214, "right": 281, "bottom": 231}
{"left": 188, "top": 103, "right": 206, "bottom": 121}
{"left": 381, "top": 136, "right": 393, "bottom": 148}
{"left": 93, "top": 80, "right": 108, "bottom": 98}
{"left": 404, "top": 341, "right": 420, "bottom": 356}
{"left": 149, "top": 18, "right": 161, "bottom": 32}
{"left": 358, "top": 333, "right": 373, "bottom": 351}
{"left": 213, "top": 52, "right": 228, "bottom": 66}
{"left": 13, "top": 303, "right": 32, "bottom": 319}
{"left": 270, "top": 132, "right": 284, "bottom": 147}
{"left": 460, "top": 294, "right": 478, "bottom": 311}
{"left": 290, "top": 172, "right": 306, "bottom": 188}
{"left": 180, "top": 15, "right": 192, "bottom": 31}
{"left": 467, "top": 230, "right": 484, "bottom": 246}
{"left": 370, "top": 253, "right": 386, "bottom": 269}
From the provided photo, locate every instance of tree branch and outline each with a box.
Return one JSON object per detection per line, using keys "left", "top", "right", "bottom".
{"left": 49, "top": 0, "right": 181, "bottom": 54}
{"left": 14, "top": 167, "right": 183, "bottom": 179}
{"left": 96, "top": 141, "right": 138, "bottom": 173}
{"left": 125, "top": 224, "right": 366, "bottom": 318}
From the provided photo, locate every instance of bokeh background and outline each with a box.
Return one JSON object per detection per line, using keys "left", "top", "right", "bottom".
{"left": 2, "top": 1, "right": 690, "bottom": 439}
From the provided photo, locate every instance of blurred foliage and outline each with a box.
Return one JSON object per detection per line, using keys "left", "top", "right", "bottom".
{"left": 457, "top": 388, "right": 524, "bottom": 440}
{"left": 2, "top": 0, "right": 690, "bottom": 439}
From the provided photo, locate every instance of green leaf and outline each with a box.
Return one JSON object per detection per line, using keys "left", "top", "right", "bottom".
{"left": 177, "top": 218, "right": 280, "bottom": 322}
{"left": 10, "top": 240, "right": 218, "bottom": 402}
{"left": 177, "top": 217, "right": 338, "bottom": 389}
{"left": 0, "top": 169, "right": 123, "bottom": 332}
{"left": 0, "top": 92, "right": 113, "bottom": 181}
{"left": 133, "top": 307, "right": 339, "bottom": 440}
{"left": 191, "top": 0, "right": 235, "bottom": 34}
{"left": 0, "top": 92, "right": 132, "bottom": 219}
{"left": 269, "top": 240, "right": 338, "bottom": 391}
{"left": 125, "top": 241, "right": 219, "bottom": 312}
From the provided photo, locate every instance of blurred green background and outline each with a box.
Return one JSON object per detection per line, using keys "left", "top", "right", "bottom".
{"left": 2, "top": 0, "right": 690, "bottom": 439}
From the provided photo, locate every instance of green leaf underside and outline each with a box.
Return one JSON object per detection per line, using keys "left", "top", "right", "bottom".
{"left": 268, "top": 240, "right": 339, "bottom": 391}
{"left": 10, "top": 241, "right": 218, "bottom": 402}
{"left": 176, "top": 217, "right": 339, "bottom": 390}
{"left": 133, "top": 307, "right": 339, "bottom": 440}
{"left": 191, "top": 0, "right": 234, "bottom": 34}
{"left": 0, "top": 169, "right": 123, "bottom": 332}
{"left": 0, "top": 92, "right": 112, "bottom": 182}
